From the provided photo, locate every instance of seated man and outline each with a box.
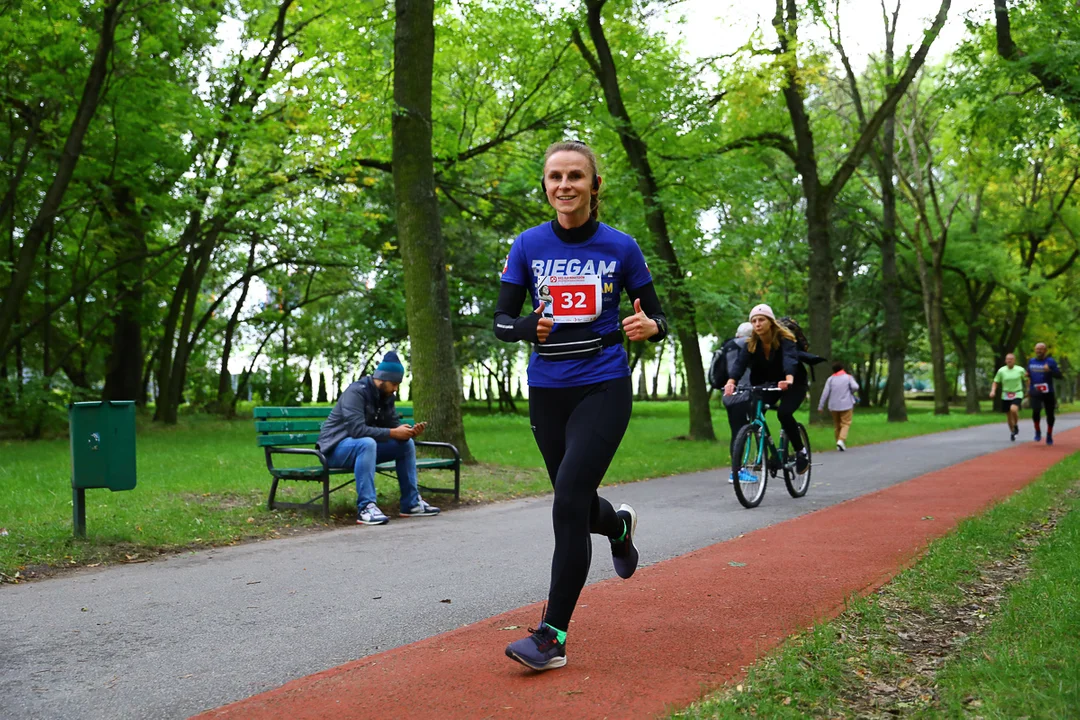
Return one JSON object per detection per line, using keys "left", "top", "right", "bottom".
{"left": 317, "top": 350, "right": 440, "bottom": 525}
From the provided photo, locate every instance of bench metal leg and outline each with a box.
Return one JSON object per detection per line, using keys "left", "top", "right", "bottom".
{"left": 322, "top": 475, "right": 330, "bottom": 520}
{"left": 454, "top": 464, "right": 460, "bottom": 501}
{"left": 268, "top": 476, "right": 280, "bottom": 511}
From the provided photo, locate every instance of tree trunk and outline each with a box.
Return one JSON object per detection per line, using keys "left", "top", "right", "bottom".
{"left": 575, "top": 0, "right": 715, "bottom": 440}
{"left": 103, "top": 186, "right": 147, "bottom": 402}
{"left": 392, "top": 0, "right": 473, "bottom": 460}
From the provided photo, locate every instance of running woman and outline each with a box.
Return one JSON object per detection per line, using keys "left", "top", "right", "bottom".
{"left": 1027, "top": 342, "right": 1063, "bottom": 445}
{"left": 991, "top": 353, "right": 1027, "bottom": 442}
{"left": 494, "top": 140, "right": 668, "bottom": 671}
{"left": 723, "top": 304, "right": 810, "bottom": 475}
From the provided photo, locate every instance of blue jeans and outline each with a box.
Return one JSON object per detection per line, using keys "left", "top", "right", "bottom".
{"left": 325, "top": 437, "right": 420, "bottom": 513}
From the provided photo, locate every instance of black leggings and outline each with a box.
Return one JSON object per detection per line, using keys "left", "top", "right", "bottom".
{"left": 1032, "top": 393, "right": 1057, "bottom": 429}
{"left": 725, "top": 400, "right": 752, "bottom": 455}
{"left": 529, "top": 375, "right": 632, "bottom": 631}
{"left": 767, "top": 384, "right": 807, "bottom": 452}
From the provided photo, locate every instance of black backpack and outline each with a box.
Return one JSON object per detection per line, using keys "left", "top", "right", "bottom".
{"left": 778, "top": 316, "right": 810, "bottom": 353}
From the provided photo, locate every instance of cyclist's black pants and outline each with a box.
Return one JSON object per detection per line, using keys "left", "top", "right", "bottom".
{"left": 768, "top": 384, "right": 807, "bottom": 452}
{"left": 1032, "top": 393, "right": 1057, "bottom": 429}
{"left": 529, "top": 376, "right": 631, "bottom": 631}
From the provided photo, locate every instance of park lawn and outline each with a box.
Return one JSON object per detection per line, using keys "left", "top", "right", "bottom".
{"left": 671, "top": 451, "right": 1080, "bottom": 719}
{"left": 0, "top": 399, "right": 1066, "bottom": 579}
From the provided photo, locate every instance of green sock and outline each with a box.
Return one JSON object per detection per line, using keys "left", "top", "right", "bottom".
{"left": 546, "top": 624, "right": 567, "bottom": 644}
{"left": 612, "top": 518, "right": 627, "bottom": 543}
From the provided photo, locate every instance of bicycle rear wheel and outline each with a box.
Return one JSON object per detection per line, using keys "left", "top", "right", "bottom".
{"left": 783, "top": 422, "right": 811, "bottom": 498}
{"left": 731, "top": 424, "right": 768, "bottom": 508}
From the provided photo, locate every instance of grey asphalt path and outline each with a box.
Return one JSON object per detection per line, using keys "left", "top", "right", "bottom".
{"left": 3, "top": 416, "right": 1078, "bottom": 720}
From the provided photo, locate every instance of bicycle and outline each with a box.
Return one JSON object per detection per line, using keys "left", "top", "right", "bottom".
{"left": 729, "top": 384, "right": 812, "bottom": 509}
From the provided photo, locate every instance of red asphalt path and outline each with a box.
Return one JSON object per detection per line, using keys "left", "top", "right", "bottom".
{"left": 197, "top": 429, "right": 1080, "bottom": 720}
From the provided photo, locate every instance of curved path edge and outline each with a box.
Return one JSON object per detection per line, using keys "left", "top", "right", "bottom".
{"left": 196, "top": 429, "right": 1080, "bottom": 720}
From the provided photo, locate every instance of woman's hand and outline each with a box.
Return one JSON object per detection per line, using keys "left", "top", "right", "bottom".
{"left": 724, "top": 380, "right": 736, "bottom": 397}
{"left": 622, "top": 298, "right": 658, "bottom": 342}
{"left": 534, "top": 301, "right": 553, "bottom": 343}
{"left": 778, "top": 375, "right": 793, "bottom": 391}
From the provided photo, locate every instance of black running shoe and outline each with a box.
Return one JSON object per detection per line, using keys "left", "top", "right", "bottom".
{"left": 610, "top": 503, "right": 638, "bottom": 579}
{"left": 505, "top": 624, "right": 566, "bottom": 671}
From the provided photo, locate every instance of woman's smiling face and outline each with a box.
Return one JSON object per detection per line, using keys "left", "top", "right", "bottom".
{"left": 544, "top": 150, "right": 596, "bottom": 221}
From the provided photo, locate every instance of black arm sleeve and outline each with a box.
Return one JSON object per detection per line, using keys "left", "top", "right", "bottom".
{"left": 493, "top": 281, "right": 541, "bottom": 343}
{"left": 625, "top": 282, "right": 668, "bottom": 343}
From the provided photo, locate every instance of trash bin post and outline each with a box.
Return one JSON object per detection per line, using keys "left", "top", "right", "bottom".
{"left": 73, "top": 487, "right": 87, "bottom": 539}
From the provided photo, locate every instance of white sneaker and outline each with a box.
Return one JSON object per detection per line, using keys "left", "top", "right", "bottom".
{"left": 399, "top": 498, "right": 440, "bottom": 518}
{"left": 837, "top": 440, "right": 846, "bottom": 451}
{"left": 357, "top": 502, "right": 389, "bottom": 525}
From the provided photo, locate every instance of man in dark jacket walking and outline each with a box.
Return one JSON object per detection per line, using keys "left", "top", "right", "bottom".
{"left": 317, "top": 350, "right": 440, "bottom": 525}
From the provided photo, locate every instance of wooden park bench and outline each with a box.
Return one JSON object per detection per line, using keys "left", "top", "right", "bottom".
{"left": 254, "top": 406, "right": 461, "bottom": 519}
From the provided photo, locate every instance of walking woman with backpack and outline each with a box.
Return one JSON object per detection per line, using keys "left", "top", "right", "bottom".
{"left": 819, "top": 361, "right": 860, "bottom": 451}
{"left": 493, "top": 140, "right": 668, "bottom": 672}
{"left": 723, "top": 304, "right": 810, "bottom": 475}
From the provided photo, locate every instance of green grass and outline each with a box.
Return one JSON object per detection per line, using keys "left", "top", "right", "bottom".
{"left": 0, "top": 399, "right": 1066, "bottom": 578}
{"left": 671, "top": 451, "right": 1080, "bottom": 719}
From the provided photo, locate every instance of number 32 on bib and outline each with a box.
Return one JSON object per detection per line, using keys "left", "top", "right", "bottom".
{"left": 538, "top": 275, "right": 602, "bottom": 323}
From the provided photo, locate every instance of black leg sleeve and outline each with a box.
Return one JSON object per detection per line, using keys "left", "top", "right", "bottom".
{"left": 538, "top": 376, "right": 632, "bottom": 631}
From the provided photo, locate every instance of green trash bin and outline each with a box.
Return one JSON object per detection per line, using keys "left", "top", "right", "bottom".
{"left": 69, "top": 401, "right": 137, "bottom": 537}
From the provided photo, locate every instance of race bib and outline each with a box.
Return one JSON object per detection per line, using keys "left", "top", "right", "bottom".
{"left": 1035, "top": 383, "right": 1049, "bottom": 394}
{"left": 1005, "top": 392, "right": 1017, "bottom": 400}
{"left": 537, "top": 275, "right": 602, "bottom": 323}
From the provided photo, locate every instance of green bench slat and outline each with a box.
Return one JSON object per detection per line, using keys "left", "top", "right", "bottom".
{"left": 257, "top": 432, "right": 322, "bottom": 447}
{"left": 254, "top": 407, "right": 333, "bottom": 419}
{"left": 255, "top": 420, "right": 324, "bottom": 433}
{"left": 410, "top": 458, "right": 456, "bottom": 469}
{"left": 270, "top": 466, "right": 351, "bottom": 479}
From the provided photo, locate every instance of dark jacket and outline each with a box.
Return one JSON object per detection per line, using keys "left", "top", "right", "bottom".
{"left": 317, "top": 376, "right": 401, "bottom": 453}
{"left": 730, "top": 337, "right": 801, "bottom": 388}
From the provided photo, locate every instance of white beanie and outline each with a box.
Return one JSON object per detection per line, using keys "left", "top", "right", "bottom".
{"left": 735, "top": 322, "right": 753, "bottom": 339}
{"left": 749, "top": 304, "right": 776, "bottom": 323}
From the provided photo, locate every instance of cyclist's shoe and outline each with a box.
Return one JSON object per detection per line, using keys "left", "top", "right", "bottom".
{"left": 505, "top": 624, "right": 566, "bottom": 671}
{"left": 739, "top": 469, "right": 758, "bottom": 483}
{"left": 610, "top": 504, "right": 638, "bottom": 579}
{"left": 837, "top": 440, "right": 846, "bottom": 451}
{"left": 357, "top": 502, "right": 389, "bottom": 526}
{"left": 795, "top": 450, "right": 809, "bottom": 475}
{"left": 1034, "top": 431, "right": 1042, "bottom": 442}
{"left": 1047, "top": 434, "right": 1054, "bottom": 446}
{"left": 727, "top": 471, "right": 735, "bottom": 484}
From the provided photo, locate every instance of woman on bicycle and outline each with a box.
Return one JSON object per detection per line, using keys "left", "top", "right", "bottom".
{"left": 493, "top": 140, "right": 668, "bottom": 672}
{"left": 723, "top": 304, "right": 809, "bottom": 475}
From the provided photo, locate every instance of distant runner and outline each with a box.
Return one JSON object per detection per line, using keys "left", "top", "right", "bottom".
{"left": 990, "top": 353, "right": 1027, "bottom": 442}
{"left": 1027, "top": 342, "right": 1063, "bottom": 446}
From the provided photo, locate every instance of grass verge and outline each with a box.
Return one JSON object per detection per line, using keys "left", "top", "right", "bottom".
{"left": 671, "top": 451, "right": 1080, "bottom": 719}
{"left": 0, "top": 400, "right": 1066, "bottom": 579}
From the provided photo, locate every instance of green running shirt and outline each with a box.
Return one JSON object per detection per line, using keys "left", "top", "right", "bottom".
{"left": 994, "top": 365, "right": 1027, "bottom": 399}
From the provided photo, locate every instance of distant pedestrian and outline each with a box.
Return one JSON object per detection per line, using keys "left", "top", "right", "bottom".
{"left": 991, "top": 353, "right": 1028, "bottom": 442}
{"left": 1027, "top": 342, "right": 1063, "bottom": 446}
{"left": 818, "top": 361, "right": 860, "bottom": 451}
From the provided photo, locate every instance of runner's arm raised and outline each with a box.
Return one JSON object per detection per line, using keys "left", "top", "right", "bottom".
{"left": 625, "top": 282, "right": 668, "bottom": 342}
{"left": 493, "top": 281, "right": 545, "bottom": 343}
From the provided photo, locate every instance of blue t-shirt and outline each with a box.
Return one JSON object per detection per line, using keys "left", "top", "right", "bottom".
{"left": 1027, "top": 357, "right": 1060, "bottom": 395}
{"left": 501, "top": 222, "right": 653, "bottom": 388}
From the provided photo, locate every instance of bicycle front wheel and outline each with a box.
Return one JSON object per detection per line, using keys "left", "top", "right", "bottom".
{"left": 732, "top": 424, "right": 768, "bottom": 508}
{"left": 783, "top": 422, "right": 811, "bottom": 498}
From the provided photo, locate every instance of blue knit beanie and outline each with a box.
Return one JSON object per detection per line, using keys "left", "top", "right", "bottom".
{"left": 373, "top": 350, "right": 405, "bottom": 383}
